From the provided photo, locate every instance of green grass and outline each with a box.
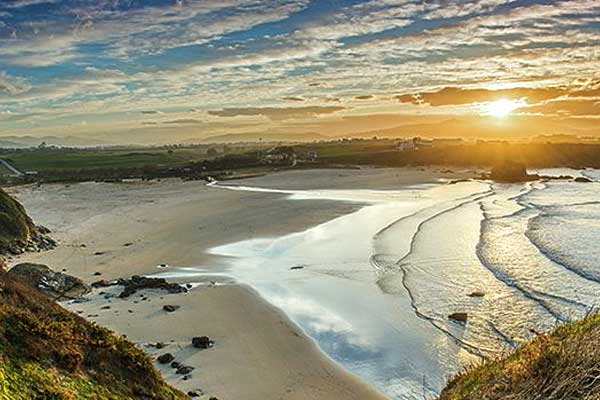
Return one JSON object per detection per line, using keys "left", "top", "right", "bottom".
{"left": 2, "top": 149, "right": 209, "bottom": 173}
{"left": 0, "top": 270, "right": 187, "bottom": 400}
{"left": 439, "top": 314, "right": 600, "bottom": 400}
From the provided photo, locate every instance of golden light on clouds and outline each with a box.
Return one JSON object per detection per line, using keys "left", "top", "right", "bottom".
{"left": 481, "top": 99, "right": 525, "bottom": 117}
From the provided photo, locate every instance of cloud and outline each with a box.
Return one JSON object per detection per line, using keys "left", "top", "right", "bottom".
{"left": 0, "top": 71, "right": 30, "bottom": 95}
{"left": 395, "top": 86, "right": 600, "bottom": 107}
{"left": 208, "top": 106, "right": 346, "bottom": 121}
{"left": 522, "top": 99, "right": 600, "bottom": 117}
{"left": 162, "top": 118, "right": 204, "bottom": 125}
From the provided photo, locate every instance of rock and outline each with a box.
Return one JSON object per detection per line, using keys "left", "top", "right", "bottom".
{"left": 163, "top": 305, "right": 180, "bottom": 312}
{"left": 176, "top": 365, "right": 194, "bottom": 375}
{"left": 188, "top": 390, "right": 203, "bottom": 398}
{"left": 116, "top": 275, "right": 187, "bottom": 298}
{"left": 93, "top": 272, "right": 102, "bottom": 276}
{"left": 290, "top": 265, "right": 304, "bottom": 270}
{"left": 7, "top": 263, "right": 91, "bottom": 300}
{"left": 209, "top": 397, "right": 219, "bottom": 400}
{"left": 91, "top": 279, "right": 115, "bottom": 288}
{"left": 574, "top": 177, "right": 593, "bottom": 183}
{"left": 156, "top": 342, "right": 165, "bottom": 349}
{"left": 123, "top": 242, "right": 133, "bottom": 247}
{"left": 448, "top": 312, "right": 468, "bottom": 323}
{"left": 157, "top": 353, "right": 174, "bottom": 364}
{"left": 100, "top": 305, "right": 111, "bottom": 310}
{"left": 93, "top": 251, "right": 105, "bottom": 256}
{"left": 468, "top": 291, "right": 485, "bottom": 297}
{"left": 183, "top": 375, "right": 191, "bottom": 381}
{"left": 488, "top": 161, "right": 539, "bottom": 183}
{"left": 170, "top": 361, "right": 181, "bottom": 369}
{"left": 37, "top": 225, "right": 51, "bottom": 234}
{"left": 192, "top": 336, "right": 214, "bottom": 349}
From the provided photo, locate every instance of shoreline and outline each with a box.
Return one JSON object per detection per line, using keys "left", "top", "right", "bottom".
{"left": 8, "top": 167, "right": 470, "bottom": 399}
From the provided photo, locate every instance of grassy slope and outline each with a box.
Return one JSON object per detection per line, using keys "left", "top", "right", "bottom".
{"left": 439, "top": 314, "right": 600, "bottom": 400}
{"left": 0, "top": 270, "right": 188, "bottom": 400}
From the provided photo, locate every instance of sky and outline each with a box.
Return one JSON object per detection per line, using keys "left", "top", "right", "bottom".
{"left": 0, "top": 0, "right": 598, "bottom": 144}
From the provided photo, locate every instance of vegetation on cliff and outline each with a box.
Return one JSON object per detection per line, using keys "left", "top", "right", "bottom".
{"left": 439, "top": 314, "right": 600, "bottom": 400}
{"left": 0, "top": 268, "right": 188, "bottom": 400}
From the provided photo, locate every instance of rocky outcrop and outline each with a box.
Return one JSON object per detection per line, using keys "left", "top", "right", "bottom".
{"left": 116, "top": 275, "right": 187, "bottom": 298}
{"left": 488, "top": 161, "right": 539, "bottom": 182}
{"left": 7, "top": 262, "right": 91, "bottom": 300}
{"left": 574, "top": 176, "right": 593, "bottom": 183}
{"left": 0, "top": 188, "right": 56, "bottom": 255}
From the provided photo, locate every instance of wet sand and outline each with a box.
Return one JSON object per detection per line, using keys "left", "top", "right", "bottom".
{"left": 9, "top": 167, "right": 468, "bottom": 399}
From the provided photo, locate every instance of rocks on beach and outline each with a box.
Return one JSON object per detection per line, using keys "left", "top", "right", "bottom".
{"left": 448, "top": 312, "right": 469, "bottom": 323}
{"left": 574, "top": 177, "right": 593, "bottom": 183}
{"left": 163, "top": 304, "right": 180, "bottom": 312}
{"left": 89, "top": 275, "right": 187, "bottom": 298}
{"left": 7, "top": 263, "right": 91, "bottom": 300}
{"left": 488, "top": 161, "right": 539, "bottom": 183}
{"left": 176, "top": 365, "right": 194, "bottom": 375}
{"left": 117, "top": 275, "right": 187, "bottom": 298}
{"left": 192, "top": 336, "right": 214, "bottom": 349}
{"left": 157, "top": 353, "right": 174, "bottom": 364}
{"left": 467, "top": 291, "right": 485, "bottom": 297}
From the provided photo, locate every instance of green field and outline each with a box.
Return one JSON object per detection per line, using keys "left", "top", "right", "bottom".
{"left": 1, "top": 148, "right": 211, "bottom": 173}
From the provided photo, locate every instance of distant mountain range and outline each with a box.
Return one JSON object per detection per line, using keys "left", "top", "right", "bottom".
{"left": 185, "top": 131, "right": 328, "bottom": 144}
{"left": 0, "top": 135, "right": 109, "bottom": 148}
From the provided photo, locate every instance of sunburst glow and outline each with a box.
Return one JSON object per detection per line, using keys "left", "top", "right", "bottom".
{"left": 482, "top": 99, "right": 524, "bottom": 117}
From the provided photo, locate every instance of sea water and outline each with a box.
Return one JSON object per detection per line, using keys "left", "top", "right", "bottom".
{"left": 169, "top": 170, "right": 600, "bottom": 399}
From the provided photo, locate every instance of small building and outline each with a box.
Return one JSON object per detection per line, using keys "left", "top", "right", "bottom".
{"left": 396, "top": 137, "right": 433, "bottom": 152}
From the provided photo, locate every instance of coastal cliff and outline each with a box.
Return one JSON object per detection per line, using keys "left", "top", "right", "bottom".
{"left": 0, "top": 188, "right": 187, "bottom": 400}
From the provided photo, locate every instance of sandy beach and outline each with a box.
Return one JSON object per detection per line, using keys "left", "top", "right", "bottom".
{"left": 8, "top": 167, "right": 467, "bottom": 399}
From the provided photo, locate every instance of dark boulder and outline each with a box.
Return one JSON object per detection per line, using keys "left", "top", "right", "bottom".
{"left": 7, "top": 263, "right": 91, "bottom": 300}
{"left": 163, "top": 305, "right": 180, "bottom": 312}
{"left": 574, "top": 177, "right": 593, "bottom": 183}
{"left": 176, "top": 365, "right": 194, "bottom": 375}
{"left": 157, "top": 353, "right": 174, "bottom": 364}
{"left": 467, "top": 291, "right": 485, "bottom": 298}
{"left": 489, "top": 161, "right": 538, "bottom": 183}
{"left": 116, "top": 275, "right": 187, "bottom": 298}
{"left": 448, "top": 312, "right": 468, "bottom": 323}
{"left": 91, "top": 279, "right": 115, "bottom": 288}
{"left": 192, "top": 336, "right": 214, "bottom": 349}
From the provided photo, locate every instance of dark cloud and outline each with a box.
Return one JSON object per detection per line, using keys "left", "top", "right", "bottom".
{"left": 395, "top": 86, "right": 568, "bottom": 106}
{"left": 208, "top": 106, "right": 346, "bottom": 121}
{"left": 163, "top": 119, "right": 203, "bottom": 124}
{"left": 282, "top": 96, "right": 305, "bottom": 102}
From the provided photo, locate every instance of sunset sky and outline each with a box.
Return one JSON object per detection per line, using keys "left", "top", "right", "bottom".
{"left": 0, "top": 0, "right": 598, "bottom": 144}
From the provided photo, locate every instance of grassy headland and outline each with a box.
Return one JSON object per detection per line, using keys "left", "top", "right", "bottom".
{"left": 0, "top": 268, "right": 188, "bottom": 400}
{"left": 439, "top": 314, "right": 600, "bottom": 400}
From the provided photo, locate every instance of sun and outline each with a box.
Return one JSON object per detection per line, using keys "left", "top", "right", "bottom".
{"left": 481, "top": 99, "right": 523, "bottom": 117}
